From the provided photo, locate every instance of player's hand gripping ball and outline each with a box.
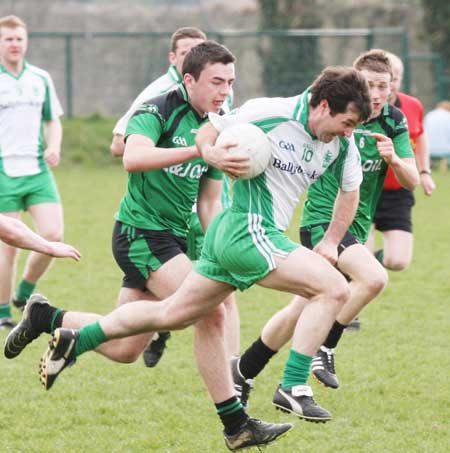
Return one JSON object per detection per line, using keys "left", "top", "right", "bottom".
{"left": 216, "top": 123, "right": 272, "bottom": 179}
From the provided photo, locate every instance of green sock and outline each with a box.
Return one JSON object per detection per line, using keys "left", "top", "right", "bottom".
{"left": 50, "top": 309, "right": 64, "bottom": 333}
{"left": 16, "top": 280, "right": 36, "bottom": 301}
{"left": 281, "top": 349, "right": 313, "bottom": 389}
{"left": 0, "top": 303, "right": 12, "bottom": 318}
{"left": 74, "top": 321, "right": 108, "bottom": 357}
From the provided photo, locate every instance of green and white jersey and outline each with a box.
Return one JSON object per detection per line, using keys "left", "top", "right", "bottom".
{"left": 114, "top": 64, "right": 234, "bottom": 135}
{"left": 116, "top": 85, "right": 223, "bottom": 238}
{"left": 209, "top": 89, "right": 362, "bottom": 231}
{"left": 301, "top": 103, "right": 413, "bottom": 242}
{"left": 0, "top": 62, "right": 63, "bottom": 177}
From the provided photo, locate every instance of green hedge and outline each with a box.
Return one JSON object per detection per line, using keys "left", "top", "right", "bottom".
{"left": 61, "top": 114, "right": 120, "bottom": 165}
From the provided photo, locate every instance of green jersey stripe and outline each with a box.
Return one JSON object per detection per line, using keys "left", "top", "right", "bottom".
{"left": 254, "top": 117, "right": 290, "bottom": 133}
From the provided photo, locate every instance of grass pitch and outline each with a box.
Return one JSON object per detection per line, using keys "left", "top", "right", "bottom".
{"left": 1, "top": 165, "right": 449, "bottom": 452}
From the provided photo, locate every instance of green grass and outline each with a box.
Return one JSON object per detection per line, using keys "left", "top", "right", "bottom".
{"left": 1, "top": 165, "right": 449, "bottom": 452}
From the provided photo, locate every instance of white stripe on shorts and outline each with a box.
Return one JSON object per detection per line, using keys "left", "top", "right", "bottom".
{"left": 248, "top": 213, "right": 276, "bottom": 270}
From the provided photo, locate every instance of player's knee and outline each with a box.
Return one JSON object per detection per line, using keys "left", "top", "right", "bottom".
{"left": 195, "top": 305, "right": 226, "bottom": 334}
{"left": 366, "top": 270, "right": 388, "bottom": 296}
{"left": 326, "top": 275, "right": 351, "bottom": 308}
{"left": 114, "top": 349, "right": 141, "bottom": 363}
{"left": 41, "top": 229, "right": 63, "bottom": 242}
{"left": 383, "top": 256, "right": 410, "bottom": 271}
{"left": 222, "top": 294, "right": 236, "bottom": 309}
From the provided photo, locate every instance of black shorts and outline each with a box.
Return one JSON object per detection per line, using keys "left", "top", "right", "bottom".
{"left": 373, "top": 188, "right": 415, "bottom": 233}
{"left": 299, "top": 223, "right": 360, "bottom": 256}
{"left": 112, "top": 221, "right": 187, "bottom": 290}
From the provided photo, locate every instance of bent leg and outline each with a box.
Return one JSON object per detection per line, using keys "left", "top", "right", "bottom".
{"left": 0, "top": 212, "right": 21, "bottom": 304}
{"left": 336, "top": 244, "right": 388, "bottom": 324}
{"left": 382, "top": 230, "right": 413, "bottom": 271}
{"left": 22, "top": 203, "right": 63, "bottom": 284}
{"left": 223, "top": 292, "right": 240, "bottom": 357}
{"left": 261, "top": 296, "right": 307, "bottom": 351}
{"left": 258, "top": 245, "right": 349, "bottom": 356}
{"left": 63, "top": 287, "right": 157, "bottom": 363}
{"left": 99, "top": 271, "right": 233, "bottom": 339}
{"left": 96, "top": 253, "right": 193, "bottom": 362}
{"left": 194, "top": 304, "right": 236, "bottom": 403}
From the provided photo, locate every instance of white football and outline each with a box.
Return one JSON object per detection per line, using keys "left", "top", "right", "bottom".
{"left": 215, "top": 123, "right": 272, "bottom": 179}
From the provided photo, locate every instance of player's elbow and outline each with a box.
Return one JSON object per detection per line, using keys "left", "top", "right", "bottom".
{"left": 110, "top": 143, "right": 124, "bottom": 157}
{"left": 122, "top": 154, "right": 139, "bottom": 172}
{"left": 110, "top": 135, "right": 125, "bottom": 157}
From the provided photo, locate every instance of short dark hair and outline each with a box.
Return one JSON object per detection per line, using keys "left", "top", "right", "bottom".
{"left": 170, "top": 27, "right": 206, "bottom": 52}
{"left": 182, "top": 40, "right": 235, "bottom": 80}
{"left": 353, "top": 49, "right": 393, "bottom": 78}
{"left": 310, "top": 66, "right": 372, "bottom": 123}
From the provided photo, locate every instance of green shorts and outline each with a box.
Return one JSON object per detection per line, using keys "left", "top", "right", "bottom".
{"left": 195, "top": 209, "right": 299, "bottom": 291}
{"left": 0, "top": 170, "right": 61, "bottom": 212}
{"left": 186, "top": 212, "right": 205, "bottom": 261}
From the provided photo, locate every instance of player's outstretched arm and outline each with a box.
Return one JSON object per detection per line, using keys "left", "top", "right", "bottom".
{"left": 0, "top": 215, "right": 81, "bottom": 261}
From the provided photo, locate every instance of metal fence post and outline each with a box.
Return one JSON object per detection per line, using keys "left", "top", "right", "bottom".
{"left": 401, "top": 32, "right": 410, "bottom": 93}
{"left": 65, "top": 34, "right": 74, "bottom": 118}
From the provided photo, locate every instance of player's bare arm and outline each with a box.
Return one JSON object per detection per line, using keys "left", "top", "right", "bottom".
{"left": 110, "top": 133, "right": 125, "bottom": 157}
{"left": 414, "top": 133, "right": 436, "bottom": 196}
{"left": 0, "top": 215, "right": 81, "bottom": 260}
{"left": 371, "top": 132, "right": 419, "bottom": 190}
{"left": 313, "top": 188, "right": 359, "bottom": 265}
{"left": 43, "top": 117, "right": 63, "bottom": 167}
{"left": 123, "top": 133, "right": 200, "bottom": 172}
{"left": 197, "top": 176, "right": 224, "bottom": 231}
{"left": 196, "top": 122, "right": 250, "bottom": 178}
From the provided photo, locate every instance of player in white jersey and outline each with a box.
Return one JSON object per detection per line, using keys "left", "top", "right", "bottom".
{"left": 36, "top": 67, "right": 371, "bottom": 446}
{"left": 0, "top": 15, "right": 64, "bottom": 328}
{"left": 109, "top": 27, "right": 239, "bottom": 367}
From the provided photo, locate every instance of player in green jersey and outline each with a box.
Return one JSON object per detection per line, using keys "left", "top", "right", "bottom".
{"left": 0, "top": 15, "right": 65, "bottom": 328}
{"left": 109, "top": 27, "right": 239, "bottom": 367}
{"left": 31, "top": 67, "right": 371, "bottom": 448}
{"left": 6, "top": 40, "right": 292, "bottom": 451}
{"left": 228, "top": 50, "right": 419, "bottom": 406}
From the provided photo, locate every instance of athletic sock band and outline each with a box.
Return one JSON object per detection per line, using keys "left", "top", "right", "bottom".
{"left": 239, "top": 337, "right": 277, "bottom": 379}
{"left": 281, "top": 349, "right": 312, "bottom": 389}
{"left": 323, "top": 320, "right": 346, "bottom": 349}
{"left": 74, "top": 321, "right": 108, "bottom": 357}
{"left": 216, "top": 396, "right": 248, "bottom": 435}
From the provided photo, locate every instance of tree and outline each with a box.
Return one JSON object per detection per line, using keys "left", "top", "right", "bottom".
{"left": 421, "top": 1, "right": 450, "bottom": 72}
